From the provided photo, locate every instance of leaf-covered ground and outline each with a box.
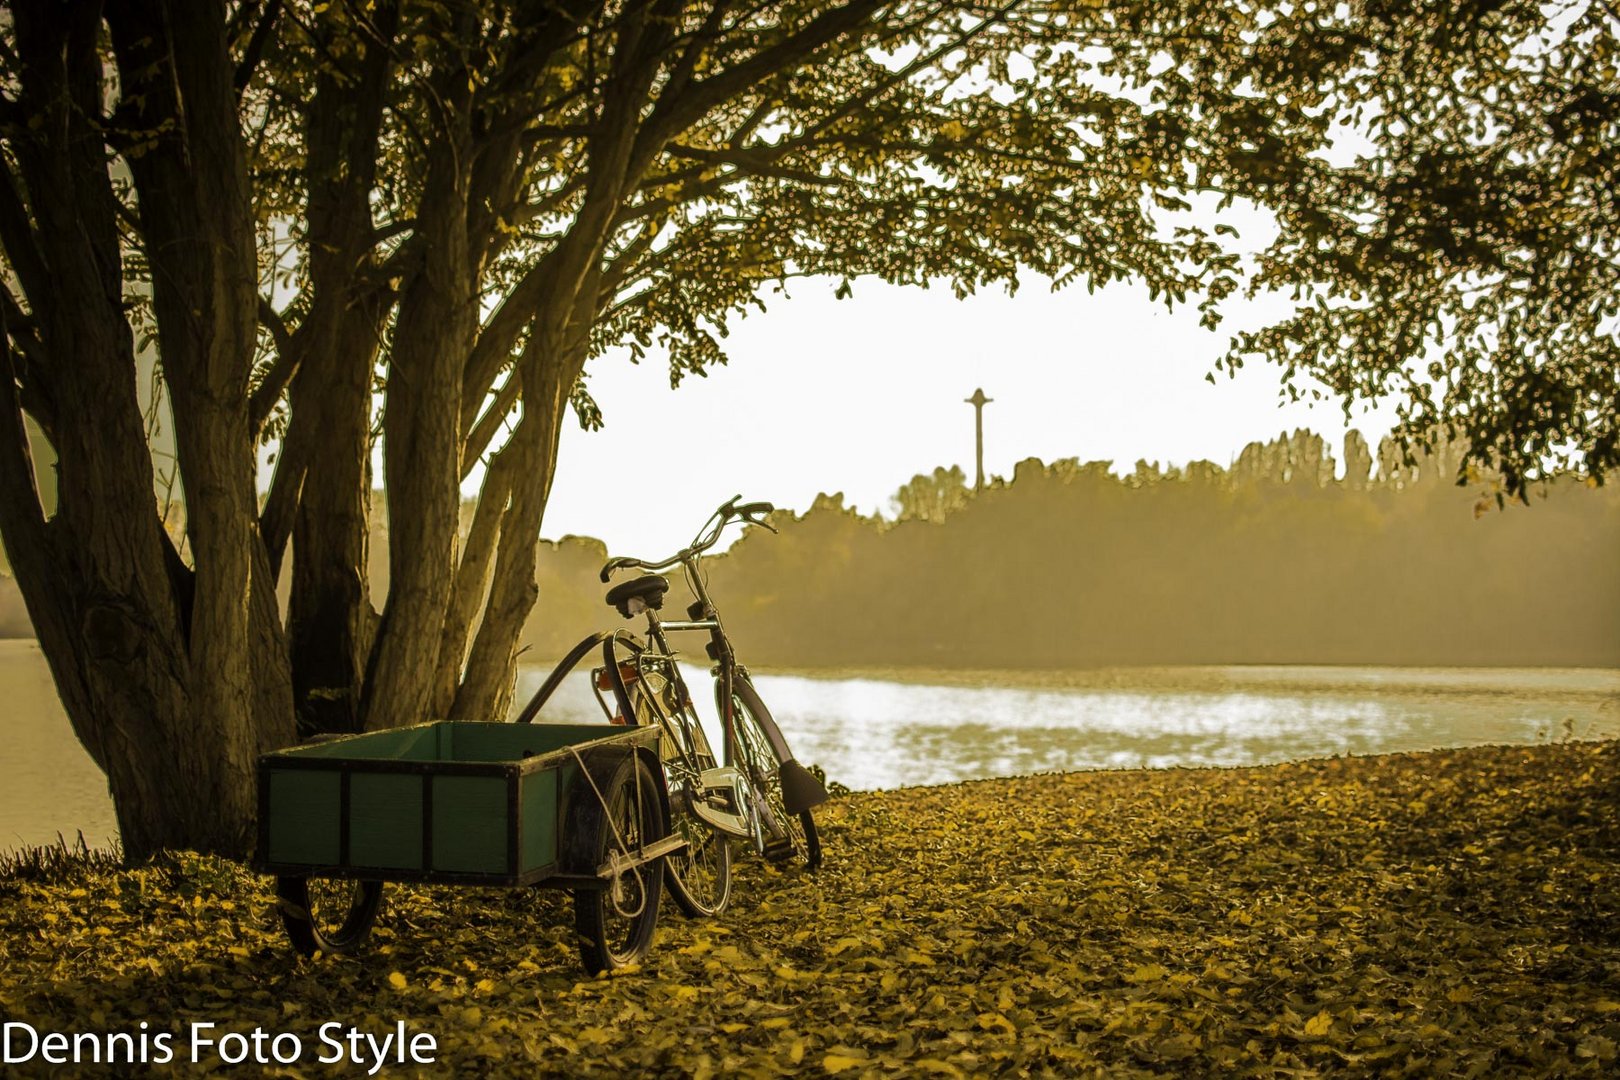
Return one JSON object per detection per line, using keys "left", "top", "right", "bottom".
{"left": 2, "top": 741, "right": 1617, "bottom": 1077}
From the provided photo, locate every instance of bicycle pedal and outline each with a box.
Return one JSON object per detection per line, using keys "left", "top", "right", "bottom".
{"left": 762, "top": 837, "right": 796, "bottom": 862}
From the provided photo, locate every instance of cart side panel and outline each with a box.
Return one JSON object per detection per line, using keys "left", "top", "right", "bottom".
{"left": 431, "top": 775, "right": 509, "bottom": 874}
{"left": 519, "top": 768, "right": 560, "bottom": 872}
{"left": 266, "top": 770, "right": 340, "bottom": 865}
{"left": 350, "top": 773, "right": 424, "bottom": 870}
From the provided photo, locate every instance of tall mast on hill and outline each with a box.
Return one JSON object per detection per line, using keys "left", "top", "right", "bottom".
{"left": 965, "top": 388, "right": 992, "bottom": 493}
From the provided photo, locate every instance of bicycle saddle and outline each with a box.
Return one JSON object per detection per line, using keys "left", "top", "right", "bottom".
{"left": 605, "top": 574, "right": 669, "bottom": 618}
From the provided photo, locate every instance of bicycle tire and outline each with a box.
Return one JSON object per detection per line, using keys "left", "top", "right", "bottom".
{"left": 663, "top": 795, "right": 733, "bottom": 918}
{"left": 275, "top": 876, "right": 383, "bottom": 956}
{"left": 606, "top": 642, "right": 733, "bottom": 918}
{"left": 726, "top": 678, "right": 821, "bottom": 871}
{"left": 571, "top": 754, "right": 666, "bottom": 974}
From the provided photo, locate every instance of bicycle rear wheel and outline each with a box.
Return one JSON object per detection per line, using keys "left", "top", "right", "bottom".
{"left": 605, "top": 646, "right": 733, "bottom": 918}
{"left": 726, "top": 678, "right": 821, "bottom": 871}
{"left": 660, "top": 723, "right": 733, "bottom": 916}
{"left": 663, "top": 795, "right": 732, "bottom": 917}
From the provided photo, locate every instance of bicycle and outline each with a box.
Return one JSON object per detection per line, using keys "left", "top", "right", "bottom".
{"left": 516, "top": 496, "right": 828, "bottom": 918}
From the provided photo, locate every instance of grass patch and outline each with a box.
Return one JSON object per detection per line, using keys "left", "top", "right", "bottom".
{"left": 0, "top": 832, "right": 122, "bottom": 882}
{"left": 1, "top": 741, "right": 1616, "bottom": 1076}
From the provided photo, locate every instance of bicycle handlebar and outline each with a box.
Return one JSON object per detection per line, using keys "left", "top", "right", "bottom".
{"left": 599, "top": 496, "right": 775, "bottom": 581}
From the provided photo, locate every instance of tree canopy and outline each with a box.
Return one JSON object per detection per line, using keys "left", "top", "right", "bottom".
{"left": 0, "top": 0, "right": 1615, "bottom": 857}
{"left": 1214, "top": 0, "right": 1620, "bottom": 498}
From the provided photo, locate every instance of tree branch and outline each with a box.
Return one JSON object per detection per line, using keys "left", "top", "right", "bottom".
{"left": 636, "top": 0, "right": 890, "bottom": 161}
{"left": 461, "top": 369, "right": 522, "bottom": 479}
{"left": 0, "top": 161, "right": 51, "bottom": 307}
{"left": 0, "top": 280, "right": 55, "bottom": 442}
{"left": 665, "top": 142, "right": 846, "bottom": 186}
{"left": 233, "top": 0, "right": 283, "bottom": 100}
{"left": 259, "top": 414, "right": 311, "bottom": 580}
{"left": 250, "top": 297, "right": 301, "bottom": 432}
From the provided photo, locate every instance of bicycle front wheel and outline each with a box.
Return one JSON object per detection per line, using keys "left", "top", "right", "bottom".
{"left": 727, "top": 678, "right": 821, "bottom": 871}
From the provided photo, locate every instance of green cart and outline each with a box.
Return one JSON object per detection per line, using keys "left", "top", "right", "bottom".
{"left": 257, "top": 721, "right": 680, "bottom": 973}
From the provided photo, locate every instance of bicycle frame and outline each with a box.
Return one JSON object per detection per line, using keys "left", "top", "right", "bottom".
{"left": 611, "top": 568, "right": 797, "bottom": 854}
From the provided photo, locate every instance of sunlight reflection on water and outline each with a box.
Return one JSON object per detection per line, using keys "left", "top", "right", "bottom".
{"left": 511, "top": 664, "right": 1619, "bottom": 791}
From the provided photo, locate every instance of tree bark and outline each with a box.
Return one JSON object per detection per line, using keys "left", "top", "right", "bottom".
{"left": 364, "top": 74, "right": 477, "bottom": 731}
{"left": 431, "top": 445, "right": 517, "bottom": 722}
{"left": 283, "top": 1, "right": 397, "bottom": 736}
{"left": 107, "top": 1, "right": 282, "bottom": 851}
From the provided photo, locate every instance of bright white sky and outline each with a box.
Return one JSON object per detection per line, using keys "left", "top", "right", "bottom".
{"left": 536, "top": 272, "right": 1402, "bottom": 559}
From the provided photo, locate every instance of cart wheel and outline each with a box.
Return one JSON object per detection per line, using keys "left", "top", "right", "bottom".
{"left": 571, "top": 755, "right": 666, "bottom": 974}
{"left": 275, "top": 876, "right": 383, "bottom": 956}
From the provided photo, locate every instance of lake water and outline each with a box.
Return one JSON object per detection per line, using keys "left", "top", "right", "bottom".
{"left": 513, "top": 662, "right": 1620, "bottom": 790}
{"left": 4, "top": 639, "right": 1616, "bottom": 853}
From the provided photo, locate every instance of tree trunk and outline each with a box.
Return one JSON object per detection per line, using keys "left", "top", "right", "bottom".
{"left": 284, "top": 1, "right": 396, "bottom": 736}
{"left": 431, "top": 448, "right": 517, "bottom": 722}
{"left": 449, "top": 319, "right": 590, "bottom": 725}
{"left": 0, "top": 4, "right": 294, "bottom": 860}
{"left": 364, "top": 83, "right": 477, "bottom": 731}
{"left": 107, "top": 1, "right": 284, "bottom": 851}
{"left": 287, "top": 304, "right": 385, "bottom": 735}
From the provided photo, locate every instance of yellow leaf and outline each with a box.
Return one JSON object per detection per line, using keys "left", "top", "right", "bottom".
{"left": 387, "top": 971, "right": 407, "bottom": 990}
{"left": 976, "top": 1012, "right": 1016, "bottom": 1034}
{"left": 822, "top": 1053, "right": 867, "bottom": 1072}
{"left": 1303, "top": 1011, "right": 1333, "bottom": 1037}
{"left": 1126, "top": 964, "right": 1168, "bottom": 983}
{"left": 719, "top": 1023, "right": 750, "bottom": 1034}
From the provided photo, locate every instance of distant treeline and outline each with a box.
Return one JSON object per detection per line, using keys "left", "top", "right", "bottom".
{"left": 528, "top": 429, "right": 1620, "bottom": 669}
{"left": 6, "top": 428, "right": 1617, "bottom": 668}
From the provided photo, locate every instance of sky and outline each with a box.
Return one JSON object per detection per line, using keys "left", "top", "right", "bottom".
{"left": 534, "top": 271, "right": 1403, "bottom": 560}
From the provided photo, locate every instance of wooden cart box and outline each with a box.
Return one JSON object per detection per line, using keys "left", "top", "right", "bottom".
{"left": 257, "top": 722, "right": 659, "bottom": 886}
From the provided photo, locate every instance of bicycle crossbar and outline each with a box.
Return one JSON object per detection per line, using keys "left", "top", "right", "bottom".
{"left": 656, "top": 619, "right": 718, "bottom": 633}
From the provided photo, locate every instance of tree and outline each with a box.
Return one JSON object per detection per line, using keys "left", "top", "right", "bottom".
{"left": 0, "top": 1, "right": 1612, "bottom": 859}
{"left": 1208, "top": 0, "right": 1619, "bottom": 498}
{"left": 894, "top": 466, "right": 971, "bottom": 523}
